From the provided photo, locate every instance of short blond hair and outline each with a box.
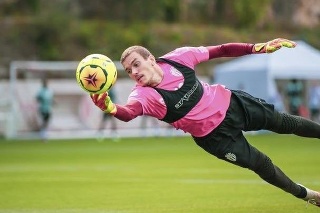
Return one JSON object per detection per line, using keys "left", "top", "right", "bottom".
{"left": 120, "top": 46, "right": 152, "bottom": 63}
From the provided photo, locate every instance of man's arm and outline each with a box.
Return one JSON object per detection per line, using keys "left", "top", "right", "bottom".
{"left": 91, "top": 93, "right": 143, "bottom": 122}
{"left": 114, "top": 101, "right": 143, "bottom": 122}
{"left": 207, "top": 43, "right": 253, "bottom": 59}
{"left": 207, "top": 38, "right": 296, "bottom": 59}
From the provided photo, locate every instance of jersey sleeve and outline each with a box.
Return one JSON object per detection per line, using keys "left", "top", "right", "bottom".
{"left": 161, "top": 46, "right": 209, "bottom": 70}
{"left": 128, "top": 87, "right": 167, "bottom": 119}
{"left": 207, "top": 43, "right": 254, "bottom": 58}
{"left": 114, "top": 101, "right": 142, "bottom": 122}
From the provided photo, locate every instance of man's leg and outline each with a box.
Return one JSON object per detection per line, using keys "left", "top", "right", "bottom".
{"left": 267, "top": 112, "right": 320, "bottom": 138}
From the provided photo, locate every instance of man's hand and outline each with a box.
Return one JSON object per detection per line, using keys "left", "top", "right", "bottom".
{"left": 90, "top": 92, "right": 117, "bottom": 115}
{"left": 253, "top": 38, "right": 297, "bottom": 54}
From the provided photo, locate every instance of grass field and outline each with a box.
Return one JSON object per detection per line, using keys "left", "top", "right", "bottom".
{"left": 0, "top": 134, "right": 319, "bottom": 213}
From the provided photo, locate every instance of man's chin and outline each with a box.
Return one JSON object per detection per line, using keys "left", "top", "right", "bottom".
{"left": 137, "top": 79, "right": 148, "bottom": 87}
{"left": 137, "top": 82, "right": 147, "bottom": 87}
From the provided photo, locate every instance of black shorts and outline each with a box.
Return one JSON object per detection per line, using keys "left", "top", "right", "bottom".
{"left": 192, "top": 90, "right": 276, "bottom": 169}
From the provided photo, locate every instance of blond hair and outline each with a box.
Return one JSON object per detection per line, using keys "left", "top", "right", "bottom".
{"left": 120, "top": 46, "right": 152, "bottom": 63}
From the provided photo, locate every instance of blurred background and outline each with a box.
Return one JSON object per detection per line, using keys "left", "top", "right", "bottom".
{"left": 1, "top": 0, "right": 320, "bottom": 140}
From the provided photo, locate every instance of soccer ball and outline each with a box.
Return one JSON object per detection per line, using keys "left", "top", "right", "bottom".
{"left": 76, "top": 54, "right": 117, "bottom": 94}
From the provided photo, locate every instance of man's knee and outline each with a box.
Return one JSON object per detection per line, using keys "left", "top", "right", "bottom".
{"left": 269, "top": 112, "right": 320, "bottom": 138}
{"left": 252, "top": 153, "right": 276, "bottom": 180}
{"left": 267, "top": 112, "right": 301, "bottom": 134}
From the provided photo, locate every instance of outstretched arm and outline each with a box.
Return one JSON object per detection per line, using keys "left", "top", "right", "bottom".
{"left": 207, "top": 43, "right": 253, "bottom": 59}
{"left": 114, "top": 101, "right": 143, "bottom": 122}
{"left": 207, "top": 38, "right": 296, "bottom": 59}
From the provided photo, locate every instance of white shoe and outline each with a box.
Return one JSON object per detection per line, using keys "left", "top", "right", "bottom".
{"left": 300, "top": 184, "right": 320, "bottom": 208}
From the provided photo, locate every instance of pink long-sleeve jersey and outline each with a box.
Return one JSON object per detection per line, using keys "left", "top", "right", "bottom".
{"left": 116, "top": 43, "right": 254, "bottom": 137}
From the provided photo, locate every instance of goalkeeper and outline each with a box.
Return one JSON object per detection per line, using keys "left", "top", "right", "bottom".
{"left": 91, "top": 38, "right": 320, "bottom": 207}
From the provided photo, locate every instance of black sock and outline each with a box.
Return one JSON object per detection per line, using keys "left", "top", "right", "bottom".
{"left": 295, "top": 185, "right": 307, "bottom": 199}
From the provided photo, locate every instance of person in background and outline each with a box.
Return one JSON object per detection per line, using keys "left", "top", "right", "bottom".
{"left": 36, "top": 77, "right": 53, "bottom": 141}
{"left": 286, "top": 78, "right": 303, "bottom": 116}
{"left": 97, "top": 88, "right": 119, "bottom": 141}
{"left": 308, "top": 80, "right": 320, "bottom": 122}
{"left": 91, "top": 38, "right": 320, "bottom": 207}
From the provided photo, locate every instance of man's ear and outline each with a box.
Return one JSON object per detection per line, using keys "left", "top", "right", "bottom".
{"left": 149, "top": 55, "right": 156, "bottom": 64}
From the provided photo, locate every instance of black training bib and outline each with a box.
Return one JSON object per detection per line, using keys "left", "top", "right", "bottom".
{"left": 154, "top": 58, "right": 203, "bottom": 123}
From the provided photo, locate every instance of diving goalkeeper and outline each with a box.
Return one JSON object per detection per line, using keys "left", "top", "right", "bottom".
{"left": 91, "top": 38, "right": 320, "bottom": 208}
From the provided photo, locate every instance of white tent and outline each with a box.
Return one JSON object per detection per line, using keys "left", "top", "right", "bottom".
{"left": 213, "top": 41, "right": 320, "bottom": 106}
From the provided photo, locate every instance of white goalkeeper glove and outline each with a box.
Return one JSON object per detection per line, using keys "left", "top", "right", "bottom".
{"left": 90, "top": 92, "right": 117, "bottom": 115}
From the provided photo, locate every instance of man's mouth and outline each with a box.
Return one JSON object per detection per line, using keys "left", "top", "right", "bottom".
{"left": 137, "top": 75, "right": 143, "bottom": 82}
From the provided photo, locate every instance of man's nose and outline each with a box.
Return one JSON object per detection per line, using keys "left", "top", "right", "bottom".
{"left": 131, "top": 67, "right": 138, "bottom": 75}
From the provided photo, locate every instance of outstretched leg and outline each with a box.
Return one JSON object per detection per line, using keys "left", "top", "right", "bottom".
{"left": 267, "top": 112, "right": 320, "bottom": 138}
{"left": 195, "top": 90, "right": 320, "bottom": 207}
{"left": 252, "top": 149, "right": 305, "bottom": 197}
{"left": 193, "top": 128, "right": 320, "bottom": 208}
{"left": 252, "top": 148, "right": 320, "bottom": 207}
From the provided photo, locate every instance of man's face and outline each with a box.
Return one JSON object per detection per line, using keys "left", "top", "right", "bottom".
{"left": 121, "top": 51, "right": 155, "bottom": 86}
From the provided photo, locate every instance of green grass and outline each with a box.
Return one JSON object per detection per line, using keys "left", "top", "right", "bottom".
{"left": 0, "top": 134, "right": 319, "bottom": 213}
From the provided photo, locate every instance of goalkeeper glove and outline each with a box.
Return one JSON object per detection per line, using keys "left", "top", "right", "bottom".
{"left": 253, "top": 38, "right": 296, "bottom": 54}
{"left": 90, "top": 92, "right": 117, "bottom": 115}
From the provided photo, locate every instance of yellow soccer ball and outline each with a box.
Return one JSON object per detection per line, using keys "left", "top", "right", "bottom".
{"left": 76, "top": 54, "right": 117, "bottom": 94}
